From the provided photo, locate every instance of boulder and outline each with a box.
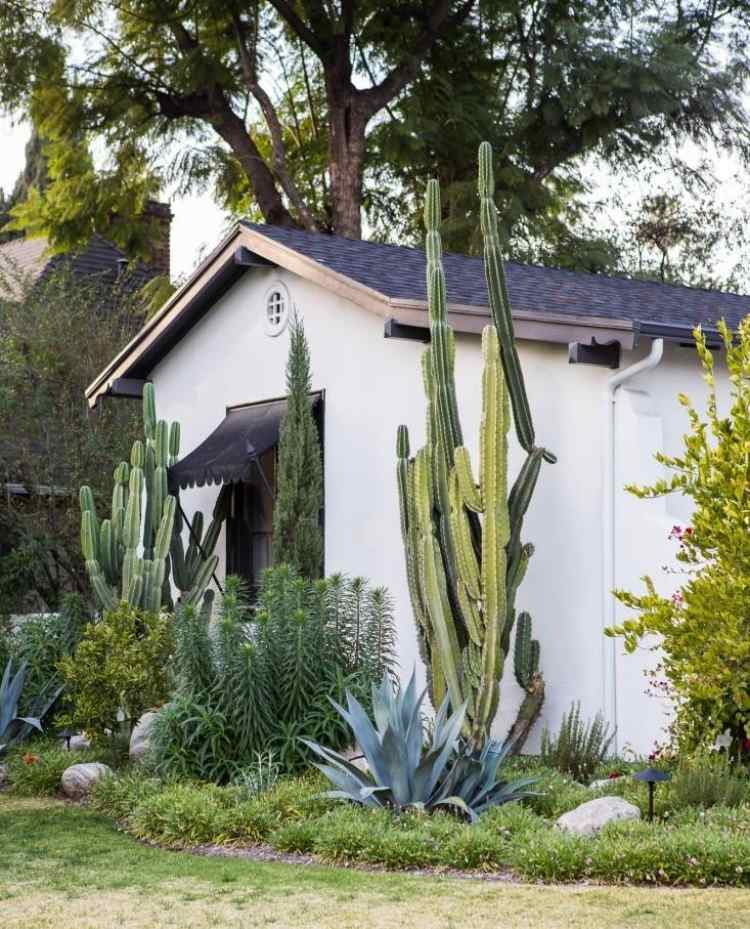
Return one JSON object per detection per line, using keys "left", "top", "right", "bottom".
{"left": 556, "top": 796, "right": 640, "bottom": 836}
{"left": 61, "top": 762, "right": 113, "bottom": 799}
{"left": 129, "top": 711, "right": 158, "bottom": 762}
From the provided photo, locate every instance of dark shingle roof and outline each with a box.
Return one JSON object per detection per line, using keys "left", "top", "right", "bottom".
{"left": 0, "top": 234, "right": 155, "bottom": 302}
{"left": 242, "top": 222, "right": 750, "bottom": 336}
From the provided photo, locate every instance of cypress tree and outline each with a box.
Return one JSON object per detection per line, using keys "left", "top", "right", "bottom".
{"left": 273, "top": 313, "right": 323, "bottom": 578}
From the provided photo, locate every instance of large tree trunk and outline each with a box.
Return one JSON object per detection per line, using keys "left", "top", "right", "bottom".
{"left": 504, "top": 673, "right": 545, "bottom": 756}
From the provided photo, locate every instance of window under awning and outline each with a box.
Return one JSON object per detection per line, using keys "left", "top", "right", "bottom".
{"left": 168, "top": 393, "right": 321, "bottom": 491}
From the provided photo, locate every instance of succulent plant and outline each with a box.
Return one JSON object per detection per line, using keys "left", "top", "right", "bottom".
{"left": 80, "top": 383, "right": 223, "bottom": 612}
{"left": 303, "top": 673, "right": 535, "bottom": 821}
{"left": 396, "top": 142, "right": 553, "bottom": 753}
{"left": 0, "top": 660, "right": 43, "bottom": 756}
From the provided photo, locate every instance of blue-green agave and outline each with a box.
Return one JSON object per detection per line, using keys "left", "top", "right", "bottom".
{"left": 0, "top": 660, "right": 44, "bottom": 756}
{"left": 303, "top": 673, "right": 535, "bottom": 821}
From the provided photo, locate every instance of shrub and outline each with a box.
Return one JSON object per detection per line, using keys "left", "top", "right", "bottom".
{"left": 58, "top": 603, "right": 174, "bottom": 742}
{"left": 670, "top": 753, "right": 748, "bottom": 810}
{"left": 511, "top": 818, "right": 750, "bottom": 885}
{"left": 151, "top": 569, "right": 396, "bottom": 781}
{"left": 89, "top": 769, "right": 165, "bottom": 820}
{"left": 540, "top": 701, "right": 614, "bottom": 784}
{"left": 608, "top": 319, "right": 750, "bottom": 752}
{"left": 231, "top": 751, "right": 281, "bottom": 799}
{"left": 6, "top": 742, "right": 109, "bottom": 796}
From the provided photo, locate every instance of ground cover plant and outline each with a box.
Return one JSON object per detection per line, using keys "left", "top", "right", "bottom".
{"left": 5, "top": 799, "right": 750, "bottom": 929}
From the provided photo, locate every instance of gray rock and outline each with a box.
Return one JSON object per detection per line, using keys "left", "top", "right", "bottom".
{"left": 589, "top": 777, "right": 622, "bottom": 791}
{"left": 61, "top": 762, "right": 113, "bottom": 799}
{"left": 556, "top": 796, "right": 640, "bottom": 836}
{"left": 65, "top": 734, "right": 91, "bottom": 751}
{"left": 129, "top": 711, "right": 158, "bottom": 762}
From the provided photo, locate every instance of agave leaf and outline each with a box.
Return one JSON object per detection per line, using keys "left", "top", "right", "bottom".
{"left": 380, "top": 724, "right": 414, "bottom": 806}
{"left": 16, "top": 716, "right": 43, "bottom": 733}
{"left": 433, "top": 795, "right": 478, "bottom": 824}
{"left": 340, "top": 693, "right": 391, "bottom": 786}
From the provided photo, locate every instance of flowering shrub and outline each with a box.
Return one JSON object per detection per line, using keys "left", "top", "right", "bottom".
{"left": 607, "top": 319, "right": 750, "bottom": 754}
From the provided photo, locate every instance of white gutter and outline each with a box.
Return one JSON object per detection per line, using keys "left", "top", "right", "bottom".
{"left": 602, "top": 337, "right": 664, "bottom": 751}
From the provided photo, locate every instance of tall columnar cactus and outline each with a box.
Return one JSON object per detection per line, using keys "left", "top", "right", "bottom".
{"left": 397, "top": 142, "right": 554, "bottom": 752}
{"left": 80, "top": 384, "right": 222, "bottom": 613}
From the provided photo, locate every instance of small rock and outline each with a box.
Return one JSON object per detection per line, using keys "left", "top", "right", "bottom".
{"left": 556, "top": 796, "right": 640, "bottom": 836}
{"left": 61, "top": 762, "right": 113, "bottom": 799}
{"left": 129, "top": 711, "right": 158, "bottom": 762}
{"left": 64, "top": 734, "right": 91, "bottom": 751}
{"left": 589, "top": 778, "right": 620, "bottom": 790}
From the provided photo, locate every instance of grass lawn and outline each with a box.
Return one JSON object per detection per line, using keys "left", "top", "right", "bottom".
{"left": 2, "top": 797, "right": 750, "bottom": 929}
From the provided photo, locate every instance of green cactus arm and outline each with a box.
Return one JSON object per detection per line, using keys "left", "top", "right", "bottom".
{"left": 182, "top": 554, "right": 219, "bottom": 606}
{"left": 86, "top": 560, "right": 115, "bottom": 611}
{"left": 169, "top": 421, "right": 181, "bottom": 466}
{"left": 513, "top": 611, "right": 540, "bottom": 689}
{"left": 155, "top": 495, "right": 176, "bottom": 559}
{"left": 448, "top": 469, "right": 481, "bottom": 602}
{"left": 143, "top": 383, "right": 156, "bottom": 440}
{"left": 99, "top": 519, "right": 115, "bottom": 583}
{"left": 453, "top": 447, "right": 483, "bottom": 513}
{"left": 124, "top": 467, "right": 143, "bottom": 549}
{"left": 81, "top": 508, "right": 98, "bottom": 563}
{"left": 130, "top": 440, "right": 145, "bottom": 469}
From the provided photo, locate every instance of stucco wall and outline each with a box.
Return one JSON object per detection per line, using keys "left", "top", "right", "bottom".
{"left": 151, "top": 266, "right": 726, "bottom": 754}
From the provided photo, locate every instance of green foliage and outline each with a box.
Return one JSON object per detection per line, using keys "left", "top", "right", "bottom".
{"left": 8, "top": 594, "right": 86, "bottom": 716}
{"left": 230, "top": 751, "right": 281, "bottom": 799}
{"left": 58, "top": 603, "right": 174, "bottom": 742}
{"left": 0, "top": 659, "right": 43, "bottom": 754}
{"left": 670, "top": 753, "right": 748, "bottom": 810}
{"left": 0, "top": 263, "right": 142, "bottom": 610}
{"left": 397, "top": 145, "right": 552, "bottom": 752}
{"left": 607, "top": 319, "right": 750, "bottom": 752}
{"left": 1, "top": 0, "right": 747, "bottom": 263}
{"left": 306, "top": 673, "right": 536, "bottom": 821}
{"left": 510, "top": 817, "right": 750, "bottom": 886}
{"left": 272, "top": 313, "right": 323, "bottom": 579}
{"left": 540, "top": 702, "right": 614, "bottom": 785}
{"left": 151, "top": 569, "right": 396, "bottom": 782}
{"left": 89, "top": 768, "right": 164, "bottom": 820}
{"left": 6, "top": 741, "right": 110, "bottom": 796}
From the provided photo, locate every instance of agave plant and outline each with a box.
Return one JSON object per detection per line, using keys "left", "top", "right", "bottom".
{"left": 303, "top": 673, "right": 535, "bottom": 822}
{"left": 0, "top": 660, "right": 44, "bottom": 756}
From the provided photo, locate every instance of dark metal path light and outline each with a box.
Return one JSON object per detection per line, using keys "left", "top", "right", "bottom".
{"left": 633, "top": 767, "right": 672, "bottom": 822}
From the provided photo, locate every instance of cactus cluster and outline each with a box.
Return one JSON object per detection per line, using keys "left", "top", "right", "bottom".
{"left": 397, "top": 142, "right": 554, "bottom": 751}
{"left": 80, "top": 383, "right": 224, "bottom": 613}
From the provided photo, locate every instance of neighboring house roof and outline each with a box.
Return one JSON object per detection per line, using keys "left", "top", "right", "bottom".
{"left": 0, "top": 234, "right": 155, "bottom": 302}
{"left": 85, "top": 222, "right": 750, "bottom": 407}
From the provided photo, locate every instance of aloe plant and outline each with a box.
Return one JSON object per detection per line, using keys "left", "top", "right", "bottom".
{"left": 303, "top": 673, "right": 535, "bottom": 821}
{"left": 0, "top": 660, "right": 43, "bottom": 756}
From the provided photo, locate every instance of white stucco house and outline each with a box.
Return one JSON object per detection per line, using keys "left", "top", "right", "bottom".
{"left": 85, "top": 222, "right": 749, "bottom": 755}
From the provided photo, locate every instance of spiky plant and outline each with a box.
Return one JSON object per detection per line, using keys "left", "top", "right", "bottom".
{"left": 397, "top": 142, "right": 554, "bottom": 753}
{"left": 540, "top": 702, "right": 614, "bottom": 784}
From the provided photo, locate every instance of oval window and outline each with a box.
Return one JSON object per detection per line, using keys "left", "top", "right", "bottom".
{"left": 264, "top": 283, "right": 290, "bottom": 336}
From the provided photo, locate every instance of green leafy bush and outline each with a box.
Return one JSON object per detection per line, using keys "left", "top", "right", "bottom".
{"left": 127, "top": 773, "right": 331, "bottom": 847}
{"left": 608, "top": 320, "right": 750, "bottom": 752}
{"left": 89, "top": 769, "right": 165, "bottom": 820}
{"left": 540, "top": 702, "right": 614, "bottom": 784}
{"left": 511, "top": 817, "right": 750, "bottom": 885}
{"left": 670, "top": 753, "right": 748, "bottom": 810}
{"left": 58, "top": 603, "right": 174, "bottom": 742}
{"left": 151, "top": 569, "right": 396, "bottom": 781}
{"left": 6, "top": 742, "right": 109, "bottom": 796}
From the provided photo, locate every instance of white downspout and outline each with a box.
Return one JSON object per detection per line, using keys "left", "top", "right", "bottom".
{"left": 603, "top": 338, "right": 664, "bottom": 751}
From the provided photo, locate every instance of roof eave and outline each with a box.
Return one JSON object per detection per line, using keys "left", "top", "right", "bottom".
{"left": 86, "top": 224, "right": 637, "bottom": 407}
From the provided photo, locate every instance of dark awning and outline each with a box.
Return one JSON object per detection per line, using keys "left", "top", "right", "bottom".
{"left": 169, "top": 397, "right": 288, "bottom": 490}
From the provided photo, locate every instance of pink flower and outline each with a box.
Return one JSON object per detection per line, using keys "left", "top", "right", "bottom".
{"left": 671, "top": 591, "right": 684, "bottom": 605}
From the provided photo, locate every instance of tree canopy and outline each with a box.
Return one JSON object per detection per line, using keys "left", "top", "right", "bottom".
{"left": 1, "top": 1, "right": 748, "bottom": 260}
